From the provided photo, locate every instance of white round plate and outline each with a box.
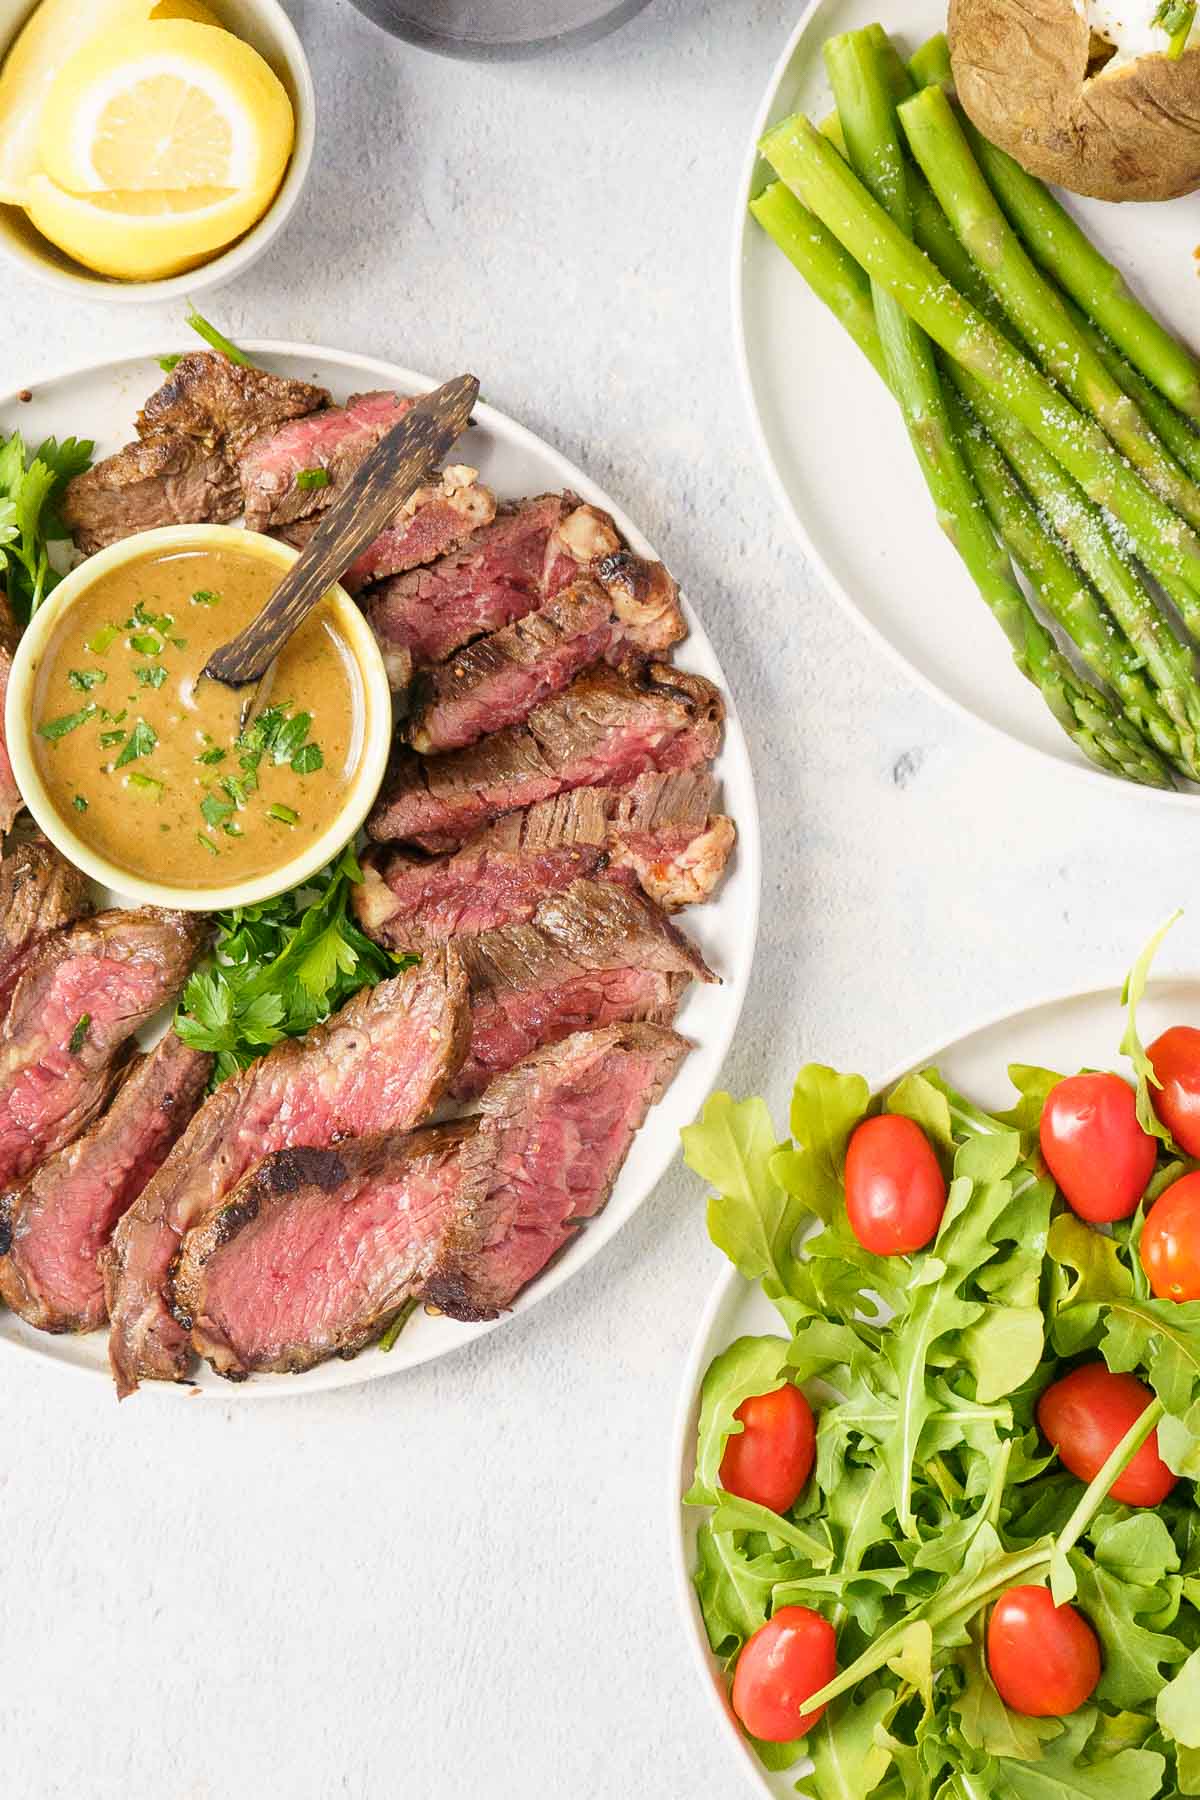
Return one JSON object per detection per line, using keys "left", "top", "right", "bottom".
{"left": 671, "top": 973, "right": 1200, "bottom": 1796}
{"left": 0, "top": 341, "right": 761, "bottom": 1398}
{"left": 735, "top": 0, "right": 1200, "bottom": 805}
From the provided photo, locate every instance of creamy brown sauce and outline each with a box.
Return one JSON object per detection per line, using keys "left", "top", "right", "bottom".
{"left": 32, "top": 545, "right": 364, "bottom": 890}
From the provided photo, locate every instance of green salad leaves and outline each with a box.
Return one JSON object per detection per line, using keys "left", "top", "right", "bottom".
{"left": 682, "top": 976, "right": 1200, "bottom": 1796}
{"left": 175, "top": 845, "right": 415, "bottom": 1085}
{"left": 0, "top": 429, "right": 93, "bottom": 621}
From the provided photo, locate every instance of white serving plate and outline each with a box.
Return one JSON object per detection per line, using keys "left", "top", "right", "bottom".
{"left": 671, "top": 973, "right": 1200, "bottom": 1797}
{"left": 0, "top": 340, "right": 761, "bottom": 1398}
{"left": 735, "top": 0, "right": 1200, "bottom": 805}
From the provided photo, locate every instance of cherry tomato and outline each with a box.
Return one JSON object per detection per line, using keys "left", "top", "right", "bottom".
{"left": 731, "top": 1606, "right": 837, "bottom": 1743}
{"left": 1141, "top": 1170, "right": 1200, "bottom": 1302}
{"left": 1146, "top": 1025, "right": 1200, "bottom": 1155}
{"left": 1036, "top": 1364, "right": 1176, "bottom": 1506}
{"left": 986, "top": 1586, "right": 1101, "bottom": 1717}
{"left": 1038, "top": 1073, "right": 1155, "bottom": 1223}
{"left": 719, "top": 1384, "right": 816, "bottom": 1515}
{"left": 844, "top": 1114, "right": 946, "bottom": 1256}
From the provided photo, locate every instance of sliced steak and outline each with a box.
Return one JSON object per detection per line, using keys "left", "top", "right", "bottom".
{"left": 240, "top": 390, "right": 415, "bottom": 534}
{"left": 356, "top": 772, "right": 732, "bottom": 950}
{"left": 429, "top": 1024, "right": 689, "bottom": 1320}
{"left": 63, "top": 434, "right": 242, "bottom": 553}
{"left": 0, "top": 908, "right": 203, "bottom": 1191}
{"left": 104, "top": 948, "right": 469, "bottom": 1395}
{"left": 174, "top": 1123, "right": 483, "bottom": 1379}
{"left": 365, "top": 493, "right": 620, "bottom": 670}
{"left": 0, "top": 594, "right": 22, "bottom": 833}
{"left": 0, "top": 835, "right": 91, "bottom": 1017}
{"left": 369, "top": 662, "right": 724, "bottom": 850}
{"left": 452, "top": 879, "right": 714, "bottom": 1100}
{"left": 406, "top": 564, "right": 686, "bottom": 754}
{"left": 341, "top": 468, "right": 498, "bottom": 595}
{"left": 0, "top": 1034, "right": 211, "bottom": 1334}
{"left": 137, "top": 352, "right": 328, "bottom": 456}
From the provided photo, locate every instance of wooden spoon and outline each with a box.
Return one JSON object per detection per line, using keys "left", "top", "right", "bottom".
{"left": 203, "top": 372, "right": 480, "bottom": 692}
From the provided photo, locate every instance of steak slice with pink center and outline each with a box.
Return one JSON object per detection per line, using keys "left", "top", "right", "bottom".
{"left": 0, "top": 1033, "right": 212, "bottom": 1334}
{"left": 364, "top": 493, "right": 620, "bottom": 670}
{"left": 451, "top": 879, "right": 714, "bottom": 1100}
{"left": 104, "top": 947, "right": 470, "bottom": 1396}
{"left": 368, "top": 662, "right": 724, "bottom": 851}
{"left": 355, "top": 772, "right": 732, "bottom": 951}
{"left": 0, "top": 836, "right": 91, "bottom": 1018}
{"left": 0, "top": 908, "right": 203, "bottom": 1192}
{"left": 239, "top": 391, "right": 415, "bottom": 533}
{"left": 173, "top": 1124, "right": 485, "bottom": 1379}
{"left": 406, "top": 563, "right": 685, "bottom": 753}
{"left": 428, "top": 1024, "right": 689, "bottom": 1321}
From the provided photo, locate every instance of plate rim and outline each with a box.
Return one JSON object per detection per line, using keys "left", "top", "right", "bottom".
{"left": 666, "top": 970, "right": 1199, "bottom": 1796}
{"left": 0, "top": 336, "right": 763, "bottom": 1400}
{"left": 730, "top": 5, "right": 1200, "bottom": 812}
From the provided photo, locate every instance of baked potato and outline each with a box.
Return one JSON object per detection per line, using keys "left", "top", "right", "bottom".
{"left": 948, "top": 0, "right": 1200, "bottom": 200}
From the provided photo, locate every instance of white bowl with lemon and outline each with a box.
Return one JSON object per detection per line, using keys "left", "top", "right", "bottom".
{"left": 0, "top": 0, "right": 314, "bottom": 299}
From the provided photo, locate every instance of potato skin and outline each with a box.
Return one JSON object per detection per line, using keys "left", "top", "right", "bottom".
{"left": 949, "top": 0, "right": 1200, "bottom": 201}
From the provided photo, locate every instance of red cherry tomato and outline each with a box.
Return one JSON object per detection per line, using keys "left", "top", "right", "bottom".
{"left": 986, "top": 1586, "right": 1101, "bottom": 1718}
{"left": 1141, "top": 1170, "right": 1200, "bottom": 1302}
{"left": 1036, "top": 1364, "right": 1176, "bottom": 1506}
{"left": 844, "top": 1114, "right": 946, "bottom": 1256}
{"left": 731, "top": 1606, "right": 837, "bottom": 1743}
{"left": 1038, "top": 1073, "right": 1155, "bottom": 1223}
{"left": 719, "top": 1385, "right": 816, "bottom": 1515}
{"left": 1146, "top": 1025, "right": 1200, "bottom": 1155}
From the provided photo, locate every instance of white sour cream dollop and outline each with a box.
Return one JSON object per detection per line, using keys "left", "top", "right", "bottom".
{"left": 1078, "top": 0, "right": 1199, "bottom": 66}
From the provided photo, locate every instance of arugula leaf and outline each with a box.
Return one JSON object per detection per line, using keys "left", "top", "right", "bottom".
{"left": 990, "top": 1707, "right": 1164, "bottom": 1798}
{"left": 681, "top": 1093, "right": 807, "bottom": 1327}
{"left": 685, "top": 1333, "right": 792, "bottom": 1505}
{"left": 1159, "top": 1646, "right": 1200, "bottom": 1748}
{"left": 1121, "top": 913, "right": 1181, "bottom": 1144}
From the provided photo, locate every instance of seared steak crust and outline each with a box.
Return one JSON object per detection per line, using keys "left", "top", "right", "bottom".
{"left": 240, "top": 390, "right": 414, "bottom": 534}
{"left": 406, "top": 565, "right": 685, "bottom": 754}
{"left": 137, "top": 352, "right": 328, "bottom": 456}
{"left": 104, "top": 949, "right": 470, "bottom": 1395}
{"left": 369, "top": 662, "right": 724, "bottom": 849}
{"left": 365, "top": 492, "right": 616, "bottom": 671}
{"left": 428, "top": 1024, "right": 689, "bottom": 1321}
{"left": 0, "top": 907, "right": 203, "bottom": 1192}
{"left": 0, "top": 1034, "right": 211, "bottom": 1334}
{"left": 452, "top": 878, "right": 714, "bottom": 1099}
{"left": 173, "top": 1121, "right": 484, "bottom": 1379}
{"left": 63, "top": 434, "right": 242, "bottom": 553}
{"left": 356, "top": 772, "right": 731, "bottom": 951}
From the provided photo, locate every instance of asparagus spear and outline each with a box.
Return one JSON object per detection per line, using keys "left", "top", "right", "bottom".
{"left": 909, "top": 173, "right": 1200, "bottom": 637}
{"left": 748, "top": 185, "right": 1175, "bottom": 788}
{"left": 759, "top": 113, "right": 1200, "bottom": 606}
{"left": 898, "top": 85, "right": 1200, "bottom": 533}
{"left": 962, "top": 111, "right": 1200, "bottom": 426}
{"left": 907, "top": 31, "right": 952, "bottom": 88}
{"left": 1065, "top": 296, "right": 1200, "bottom": 486}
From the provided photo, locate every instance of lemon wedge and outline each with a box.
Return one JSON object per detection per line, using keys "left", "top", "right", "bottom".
{"left": 0, "top": 0, "right": 219, "bottom": 205}
{"left": 38, "top": 20, "right": 293, "bottom": 198}
{"left": 26, "top": 171, "right": 277, "bottom": 281}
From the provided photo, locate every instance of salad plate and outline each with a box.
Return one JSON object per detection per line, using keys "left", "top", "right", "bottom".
{"left": 735, "top": 0, "right": 1200, "bottom": 805}
{"left": 0, "top": 340, "right": 761, "bottom": 1398}
{"left": 670, "top": 972, "right": 1200, "bottom": 1795}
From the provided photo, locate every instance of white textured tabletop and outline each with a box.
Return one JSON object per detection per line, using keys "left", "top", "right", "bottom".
{"left": 0, "top": 4, "right": 1193, "bottom": 1797}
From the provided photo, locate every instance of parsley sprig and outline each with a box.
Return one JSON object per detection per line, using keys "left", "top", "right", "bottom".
{"left": 174, "top": 846, "right": 415, "bottom": 1086}
{"left": 0, "top": 430, "right": 93, "bottom": 621}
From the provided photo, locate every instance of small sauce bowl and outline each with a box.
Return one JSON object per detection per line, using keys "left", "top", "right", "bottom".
{"left": 6, "top": 524, "right": 393, "bottom": 911}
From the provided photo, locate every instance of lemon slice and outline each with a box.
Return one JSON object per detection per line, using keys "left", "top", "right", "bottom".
{"left": 0, "top": 0, "right": 219, "bottom": 205}
{"left": 26, "top": 171, "right": 276, "bottom": 281}
{"left": 38, "top": 20, "right": 293, "bottom": 197}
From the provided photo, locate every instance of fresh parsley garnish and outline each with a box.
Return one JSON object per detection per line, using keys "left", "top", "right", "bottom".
{"left": 128, "top": 772, "right": 163, "bottom": 799}
{"left": 68, "top": 1014, "right": 90, "bottom": 1055}
{"left": 174, "top": 846, "right": 414, "bottom": 1086}
{"left": 201, "top": 792, "right": 234, "bottom": 829}
{"left": 136, "top": 666, "right": 168, "bottom": 689}
{"left": 114, "top": 720, "right": 157, "bottom": 768}
{"left": 191, "top": 589, "right": 221, "bottom": 607}
{"left": 272, "top": 711, "right": 312, "bottom": 766}
{"left": 268, "top": 803, "right": 299, "bottom": 826}
{"left": 295, "top": 467, "right": 330, "bottom": 491}
{"left": 291, "top": 743, "right": 323, "bottom": 775}
{"left": 72, "top": 794, "right": 88, "bottom": 812}
{"left": 129, "top": 633, "right": 162, "bottom": 656}
{"left": 68, "top": 669, "right": 106, "bottom": 692}
{"left": 99, "top": 728, "right": 126, "bottom": 749}
{"left": 197, "top": 745, "right": 226, "bottom": 766}
{"left": 38, "top": 705, "right": 96, "bottom": 740}
{"left": 87, "top": 625, "right": 120, "bottom": 656}
{"left": 0, "top": 431, "right": 94, "bottom": 621}
{"left": 183, "top": 307, "right": 254, "bottom": 367}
